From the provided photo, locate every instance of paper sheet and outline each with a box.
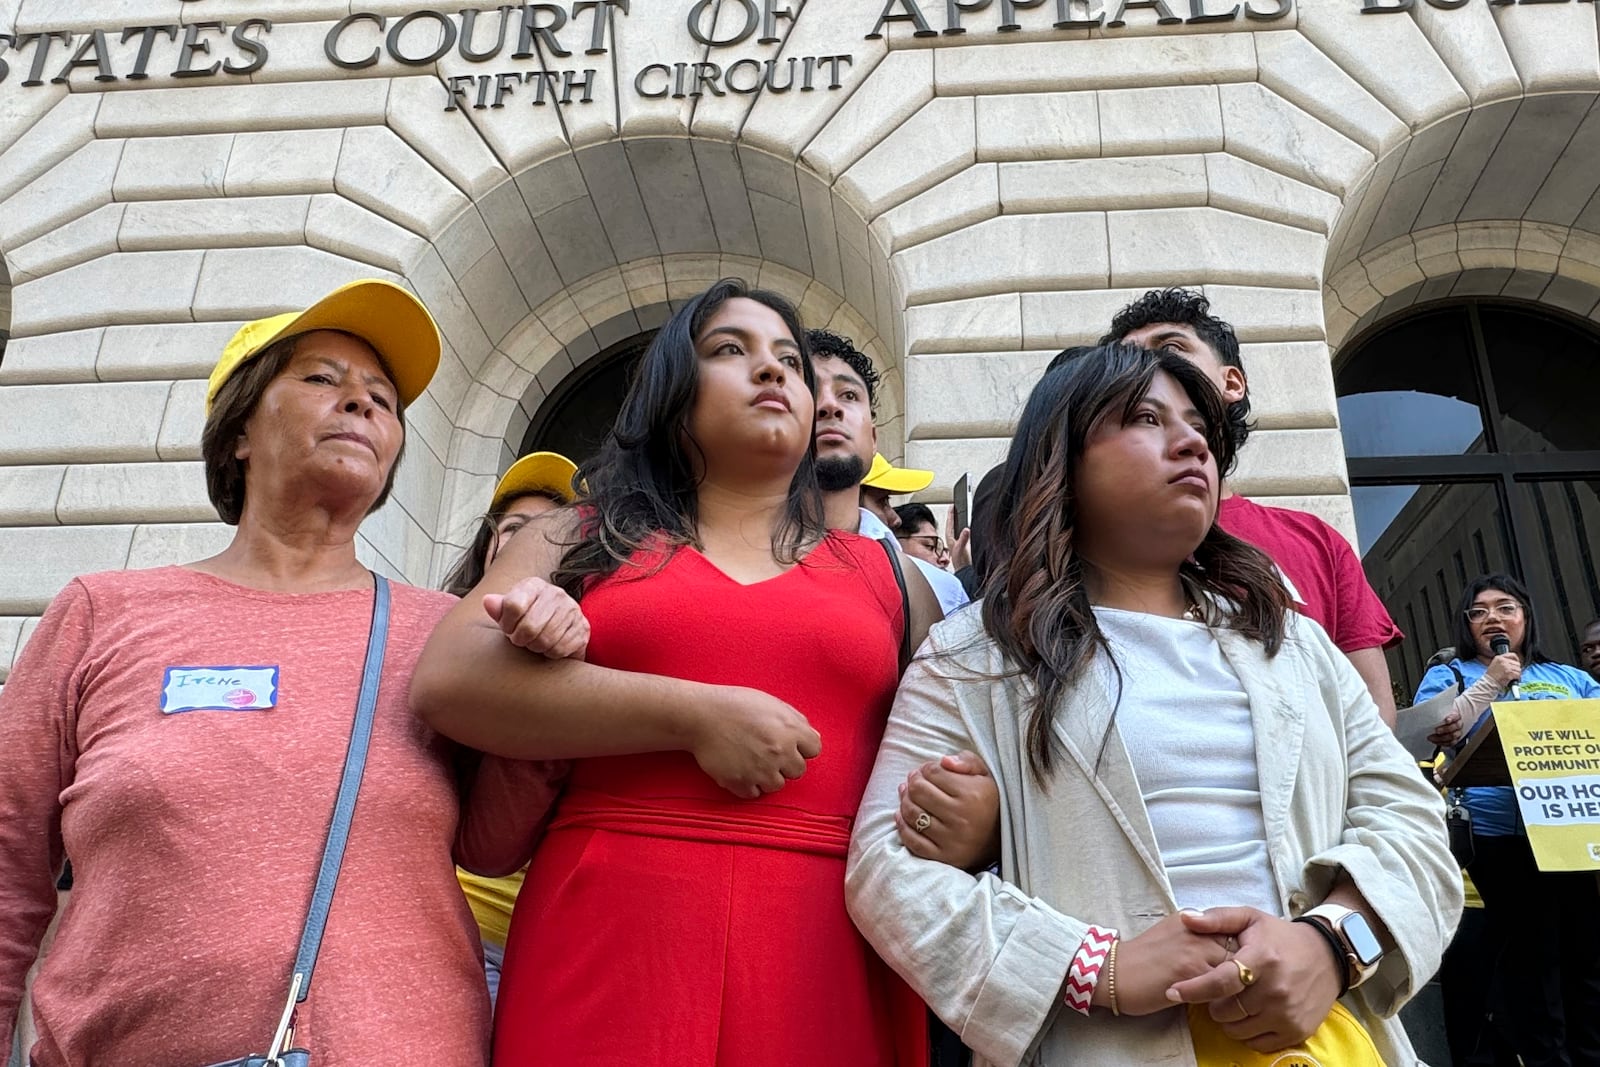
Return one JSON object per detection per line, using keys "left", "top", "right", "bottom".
{"left": 1396, "top": 688, "right": 1458, "bottom": 761}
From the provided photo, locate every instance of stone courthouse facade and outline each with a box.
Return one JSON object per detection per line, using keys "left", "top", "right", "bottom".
{"left": 3, "top": 0, "right": 1600, "bottom": 690}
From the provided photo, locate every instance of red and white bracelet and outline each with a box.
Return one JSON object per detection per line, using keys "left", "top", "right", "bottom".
{"left": 1063, "top": 924, "right": 1118, "bottom": 1016}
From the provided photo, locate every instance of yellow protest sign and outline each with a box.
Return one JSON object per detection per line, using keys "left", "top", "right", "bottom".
{"left": 1494, "top": 698, "right": 1600, "bottom": 871}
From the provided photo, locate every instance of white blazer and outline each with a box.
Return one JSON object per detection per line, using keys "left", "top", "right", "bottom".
{"left": 847, "top": 607, "right": 1462, "bottom": 1067}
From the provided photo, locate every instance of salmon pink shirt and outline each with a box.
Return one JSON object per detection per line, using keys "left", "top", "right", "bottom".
{"left": 0, "top": 567, "right": 489, "bottom": 1067}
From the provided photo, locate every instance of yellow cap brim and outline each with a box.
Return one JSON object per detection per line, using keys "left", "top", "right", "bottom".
{"left": 863, "top": 452, "right": 934, "bottom": 494}
{"left": 493, "top": 452, "right": 580, "bottom": 511}
{"left": 206, "top": 279, "right": 440, "bottom": 413}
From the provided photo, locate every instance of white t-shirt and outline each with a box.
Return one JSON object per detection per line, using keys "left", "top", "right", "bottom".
{"left": 1091, "top": 606, "right": 1281, "bottom": 916}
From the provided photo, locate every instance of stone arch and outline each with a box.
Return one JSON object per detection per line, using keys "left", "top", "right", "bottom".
{"left": 417, "top": 139, "right": 900, "bottom": 582}
{"left": 1325, "top": 90, "right": 1600, "bottom": 351}
{"left": 8, "top": 0, "right": 1600, "bottom": 609}
{"left": 1327, "top": 221, "right": 1600, "bottom": 355}
{"left": 495, "top": 258, "right": 896, "bottom": 462}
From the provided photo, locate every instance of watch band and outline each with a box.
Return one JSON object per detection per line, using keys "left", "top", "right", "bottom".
{"left": 1301, "top": 904, "right": 1382, "bottom": 990}
{"left": 1292, "top": 915, "right": 1351, "bottom": 996}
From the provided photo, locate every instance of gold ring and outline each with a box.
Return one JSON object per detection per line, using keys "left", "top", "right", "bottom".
{"left": 1233, "top": 959, "right": 1257, "bottom": 987}
{"left": 1233, "top": 995, "right": 1250, "bottom": 1020}
{"left": 914, "top": 811, "right": 932, "bottom": 832}
{"left": 1224, "top": 935, "right": 1239, "bottom": 954}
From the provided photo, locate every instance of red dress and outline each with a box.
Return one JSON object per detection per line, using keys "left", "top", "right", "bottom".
{"left": 492, "top": 533, "right": 926, "bottom": 1066}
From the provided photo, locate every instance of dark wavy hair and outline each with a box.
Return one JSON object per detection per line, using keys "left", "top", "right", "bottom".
{"left": 980, "top": 342, "right": 1291, "bottom": 784}
{"left": 806, "top": 328, "right": 882, "bottom": 417}
{"left": 440, "top": 489, "right": 567, "bottom": 597}
{"left": 551, "top": 278, "right": 825, "bottom": 598}
{"left": 1044, "top": 345, "right": 1096, "bottom": 374}
{"left": 1100, "top": 288, "right": 1252, "bottom": 453}
{"left": 1450, "top": 573, "right": 1550, "bottom": 666}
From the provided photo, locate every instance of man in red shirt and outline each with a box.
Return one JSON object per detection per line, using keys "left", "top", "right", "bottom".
{"left": 1100, "top": 288, "right": 1404, "bottom": 726}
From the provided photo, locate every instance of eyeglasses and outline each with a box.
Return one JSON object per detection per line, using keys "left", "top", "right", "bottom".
{"left": 1465, "top": 602, "right": 1523, "bottom": 624}
{"left": 899, "top": 534, "right": 948, "bottom": 556}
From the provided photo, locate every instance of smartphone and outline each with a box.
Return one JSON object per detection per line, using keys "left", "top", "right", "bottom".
{"left": 952, "top": 472, "right": 971, "bottom": 536}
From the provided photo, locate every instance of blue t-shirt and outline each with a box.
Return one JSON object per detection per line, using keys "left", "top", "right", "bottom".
{"left": 1415, "top": 658, "right": 1600, "bottom": 836}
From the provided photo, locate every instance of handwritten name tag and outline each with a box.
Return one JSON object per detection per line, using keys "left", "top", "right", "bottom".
{"left": 161, "top": 666, "right": 279, "bottom": 714}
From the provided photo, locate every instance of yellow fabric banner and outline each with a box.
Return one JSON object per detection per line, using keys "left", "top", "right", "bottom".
{"left": 1494, "top": 698, "right": 1600, "bottom": 871}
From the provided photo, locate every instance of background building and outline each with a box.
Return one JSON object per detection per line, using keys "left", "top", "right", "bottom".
{"left": 3, "top": 0, "right": 1600, "bottom": 693}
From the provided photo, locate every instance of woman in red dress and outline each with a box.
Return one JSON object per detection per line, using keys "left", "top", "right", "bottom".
{"left": 412, "top": 279, "right": 942, "bottom": 1065}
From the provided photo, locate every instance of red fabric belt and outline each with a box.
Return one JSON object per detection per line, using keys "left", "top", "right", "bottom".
{"left": 547, "top": 789, "right": 853, "bottom": 858}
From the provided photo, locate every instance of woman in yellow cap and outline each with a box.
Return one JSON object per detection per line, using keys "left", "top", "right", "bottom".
{"left": 443, "top": 452, "right": 582, "bottom": 599}
{"left": 443, "top": 451, "right": 583, "bottom": 1011}
{"left": 0, "top": 281, "right": 497, "bottom": 1066}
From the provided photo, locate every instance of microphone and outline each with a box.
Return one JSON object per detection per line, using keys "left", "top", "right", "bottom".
{"left": 1491, "top": 634, "right": 1521, "bottom": 700}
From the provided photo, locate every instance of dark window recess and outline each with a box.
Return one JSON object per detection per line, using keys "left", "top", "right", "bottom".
{"left": 1337, "top": 301, "right": 1600, "bottom": 687}
{"left": 522, "top": 332, "right": 655, "bottom": 466}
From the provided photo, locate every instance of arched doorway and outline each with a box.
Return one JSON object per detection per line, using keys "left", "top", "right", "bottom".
{"left": 1337, "top": 300, "right": 1600, "bottom": 697}
{"left": 521, "top": 331, "right": 654, "bottom": 464}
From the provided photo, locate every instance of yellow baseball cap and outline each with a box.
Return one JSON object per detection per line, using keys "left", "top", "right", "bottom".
{"left": 206, "top": 279, "right": 440, "bottom": 413}
{"left": 863, "top": 452, "right": 934, "bottom": 494}
{"left": 493, "top": 451, "right": 580, "bottom": 511}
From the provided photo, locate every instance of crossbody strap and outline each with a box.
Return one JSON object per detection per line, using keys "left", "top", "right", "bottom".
{"left": 290, "top": 573, "right": 391, "bottom": 999}
{"left": 877, "top": 536, "right": 912, "bottom": 672}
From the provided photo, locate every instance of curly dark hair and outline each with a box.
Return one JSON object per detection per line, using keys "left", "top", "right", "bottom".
{"left": 806, "top": 328, "right": 882, "bottom": 417}
{"left": 1099, "top": 288, "right": 1252, "bottom": 453}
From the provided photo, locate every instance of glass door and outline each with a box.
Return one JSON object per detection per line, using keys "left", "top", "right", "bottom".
{"left": 1336, "top": 301, "right": 1600, "bottom": 701}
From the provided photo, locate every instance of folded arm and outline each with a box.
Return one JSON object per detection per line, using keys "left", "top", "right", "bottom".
{"left": 410, "top": 511, "right": 821, "bottom": 799}
{"left": 454, "top": 755, "right": 571, "bottom": 875}
{"left": 845, "top": 654, "right": 1084, "bottom": 1066}
{"left": 1302, "top": 642, "right": 1464, "bottom": 1016}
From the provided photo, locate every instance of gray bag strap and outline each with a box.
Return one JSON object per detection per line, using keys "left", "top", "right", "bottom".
{"left": 207, "top": 576, "right": 392, "bottom": 1067}
{"left": 290, "top": 573, "right": 390, "bottom": 997}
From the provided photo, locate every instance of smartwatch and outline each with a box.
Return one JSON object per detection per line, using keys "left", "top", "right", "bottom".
{"left": 1300, "top": 904, "right": 1384, "bottom": 990}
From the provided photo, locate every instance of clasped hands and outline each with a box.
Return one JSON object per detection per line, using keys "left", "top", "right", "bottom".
{"left": 1102, "top": 907, "right": 1344, "bottom": 1053}
{"left": 484, "top": 577, "right": 821, "bottom": 799}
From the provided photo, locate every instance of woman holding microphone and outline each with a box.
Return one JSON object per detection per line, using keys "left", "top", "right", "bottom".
{"left": 1420, "top": 573, "right": 1600, "bottom": 1067}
